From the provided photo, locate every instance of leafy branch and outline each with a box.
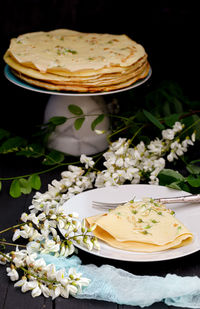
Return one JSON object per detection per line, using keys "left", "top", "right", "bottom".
{"left": 0, "top": 80, "right": 200, "bottom": 197}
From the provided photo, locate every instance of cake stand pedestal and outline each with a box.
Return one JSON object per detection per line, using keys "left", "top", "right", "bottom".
{"left": 4, "top": 65, "right": 152, "bottom": 156}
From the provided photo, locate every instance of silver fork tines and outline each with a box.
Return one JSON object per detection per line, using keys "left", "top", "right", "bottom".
{"left": 92, "top": 194, "right": 200, "bottom": 210}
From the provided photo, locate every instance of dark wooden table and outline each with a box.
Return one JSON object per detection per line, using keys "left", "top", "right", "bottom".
{"left": 1, "top": 155, "right": 200, "bottom": 309}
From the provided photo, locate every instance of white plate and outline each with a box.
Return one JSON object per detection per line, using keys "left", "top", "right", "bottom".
{"left": 60, "top": 184, "right": 200, "bottom": 262}
{"left": 4, "top": 65, "right": 152, "bottom": 97}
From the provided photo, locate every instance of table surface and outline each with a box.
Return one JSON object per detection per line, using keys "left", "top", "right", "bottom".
{"left": 0, "top": 155, "right": 200, "bottom": 309}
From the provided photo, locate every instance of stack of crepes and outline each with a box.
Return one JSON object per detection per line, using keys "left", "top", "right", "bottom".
{"left": 86, "top": 199, "right": 193, "bottom": 252}
{"left": 4, "top": 29, "right": 150, "bottom": 93}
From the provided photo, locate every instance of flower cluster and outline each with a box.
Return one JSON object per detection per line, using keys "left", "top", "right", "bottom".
{"left": 95, "top": 122, "right": 195, "bottom": 186}
{"left": 4, "top": 248, "right": 90, "bottom": 298}
{"left": 0, "top": 121, "right": 196, "bottom": 300}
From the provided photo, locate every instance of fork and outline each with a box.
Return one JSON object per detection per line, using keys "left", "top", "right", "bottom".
{"left": 92, "top": 194, "right": 200, "bottom": 210}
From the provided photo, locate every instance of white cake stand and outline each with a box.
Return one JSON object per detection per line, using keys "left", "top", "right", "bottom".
{"left": 4, "top": 65, "right": 152, "bottom": 156}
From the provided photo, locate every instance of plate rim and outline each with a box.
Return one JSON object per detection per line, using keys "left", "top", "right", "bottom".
{"left": 4, "top": 64, "right": 152, "bottom": 97}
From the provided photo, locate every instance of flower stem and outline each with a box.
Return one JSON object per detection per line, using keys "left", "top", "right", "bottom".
{"left": 129, "top": 124, "right": 146, "bottom": 145}
{"left": 107, "top": 125, "right": 130, "bottom": 143}
{"left": 180, "top": 117, "right": 200, "bottom": 137}
{"left": 0, "top": 241, "right": 26, "bottom": 248}
{"left": 0, "top": 223, "right": 25, "bottom": 235}
{"left": 0, "top": 160, "right": 81, "bottom": 181}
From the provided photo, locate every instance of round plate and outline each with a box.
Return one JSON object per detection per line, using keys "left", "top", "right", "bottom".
{"left": 60, "top": 184, "right": 200, "bottom": 262}
{"left": 4, "top": 65, "right": 152, "bottom": 97}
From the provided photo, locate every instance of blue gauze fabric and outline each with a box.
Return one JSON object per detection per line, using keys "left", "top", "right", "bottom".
{"left": 40, "top": 254, "right": 200, "bottom": 308}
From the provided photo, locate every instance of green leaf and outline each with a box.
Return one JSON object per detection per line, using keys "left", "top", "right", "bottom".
{"left": 172, "top": 97, "right": 183, "bottom": 114}
{"left": 91, "top": 114, "right": 105, "bottom": 130}
{"left": 68, "top": 104, "right": 83, "bottom": 115}
{"left": 164, "top": 114, "right": 180, "bottom": 127}
{"left": 43, "top": 150, "right": 65, "bottom": 165}
{"left": 0, "top": 136, "right": 27, "bottom": 153}
{"left": 167, "top": 181, "right": 183, "bottom": 190}
{"left": 187, "top": 175, "right": 200, "bottom": 187}
{"left": 9, "top": 180, "right": 21, "bottom": 198}
{"left": 143, "top": 109, "right": 165, "bottom": 130}
{"left": 18, "top": 178, "right": 32, "bottom": 194}
{"left": 28, "top": 174, "right": 41, "bottom": 190}
{"left": 0, "top": 128, "right": 10, "bottom": 141}
{"left": 182, "top": 115, "right": 200, "bottom": 140}
{"left": 74, "top": 117, "right": 85, "bottom": 130}
{"left": 186, "top": 164, "right": 200, "bottom": 175}
{"left": 0, "top": 181, "right": 2, "bottom": 191}
{"left": 48, "top": 116, "right": 67, "bottom": 126}
{"left": 16, "top": 143, "right": 45, "bottom": 158}
{"left": 191, "top": 159, "right": 200, "bottom": 164}
{"left": 162, "top": 101, "right": 171, "bottom": 116}
{"left": 158, "top": 169, "right": 185, "bottom": 186}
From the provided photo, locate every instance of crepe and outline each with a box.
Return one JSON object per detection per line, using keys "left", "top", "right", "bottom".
{"left": 4, "top": 29, "right": 150, "bottom": 92}
{"left": 86, "top": 199, "right": 193, "bottom": 252}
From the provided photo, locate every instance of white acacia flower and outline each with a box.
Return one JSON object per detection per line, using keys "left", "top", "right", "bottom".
{"left": 131, "top": 173, "right": 141, "bottom": 184}
{"left": 142, "top": 158, "right": 154, "bottom": 172}
{"left": 6, "top": 267, "right": 19, "bottom": 281}
{"left": 115, "top": 157, "right": 124, "bottom": 167}
{"left": 80, "top": 154, "right": 95, "bottom": 169}
{"left": 60, "top": 286, "right": 70, "bottom": 298}
{"left": 47, "top": 184, "right": 61, "bottom": 198}
{"left": 37, "top": 212, "right": 46, "bottom": 222}
{"left": 92, "top": 238, "right": 100, "bottom": 250}
{"left": 191, "top": 132, "right": 196, "bottom": 142}
{"left": 14, "top": 277, "right": 27, "bottom": 288}
{"left": 83, "top": 236, "right": 93, "bottom": 251}
{"left": 21, "top": 213, "right": 28, "bottom": 222}
{"left": 135, "top": 141, "right": 146, "bottom": 154}
{"left": 12, "top": 250, "right": 27, "bottom": 268}
{"left": 27, "top": 241, "right": 41, "bottom": 254}
{"left": 182, "top": 137, "right": 194, "bottom": 148}
{"left": 149, "top": 175, "right": 159, "bottom": 185}
{"left": 61, "top": 177, "right": 74, "bottom": 188}
{"left": 162, "top": 128, "right": 175, "bottom": 140}
{"left": 94, "top": 129, "right": 105, "bottom": 135}
{"left": 33, "top": 257, "right": 46, "bottom": 269}
{"left": 12, "top": 229, "right": 21, "bottom": 242}
{"left": 19, "top": 224, "right": 36, "bottom": 239}
{"left": 68, "top": 185, "right": 83, "bottom": 195}
{"left": 173, "top": 121, "right": 183, "bottom": 133}
{"left": 125, "top": 167, "right": 140, "bottom": 181}
{"left": 147, "top": 138, "right": 164, "bottom": 155}
{"left": 55, "top": 268, "right": 68, "bottom": 285}
{"left": 68, "top": 165, "right": 84, "bottom": 176}
{"left": 103, "top": 151, "right": 117, "bottom": 164}
{"left": 51, "top": 286, "right": 61, "bottom": 299}
{"left": 27, "top": 213, "right": 39, "bottom": 226}
{"left": 25, "top": 253, "right": 38, "bottom": 266}
{"left": 40, "top": 284, "right": 51, "bottom": 298}
{"left": 21, "top": 280, "right": 38, "bottom": 293}
{"left": 51, "top": 179, "right": 66, "bottom": 192}
{"left": 167, "top": 151, "right": 178, "bottom": 162}
{"left": 68, "top": 284, "right": 78, "bottom": 296}
{"left": 77, "top": 276, "right": 90, "bottom": 289}
{"left": 45, "top": 264, "right": 56, "bottom": 281}
{"left": 32, "top": 285, "right": 42, "bottom": 297}
{"left": 110, "top": 138, "right": 127, "bottom": 151}
{"left": 41, "top": 239, "right": 60, "bottom": 255}
{"left": 115, "top": 142, "right": 129, "bottom": 156}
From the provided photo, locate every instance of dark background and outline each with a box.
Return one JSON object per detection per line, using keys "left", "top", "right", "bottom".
{"left": 0, "top": 3, "right": 200, "bottom": 308}
{"left": 0, "top": 1, "right": 199, "bottom": 133}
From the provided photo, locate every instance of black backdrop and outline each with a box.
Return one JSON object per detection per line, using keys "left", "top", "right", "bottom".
{"left": 0, "top": 1, "right": 199, "bottom": 133}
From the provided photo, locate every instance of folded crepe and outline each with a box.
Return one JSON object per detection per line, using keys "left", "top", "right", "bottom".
{"left": 4, "top": 28, "right": 150, "bottom": 92}
{"left": 86, "top": 199, "right": 193, "bottom": 252}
